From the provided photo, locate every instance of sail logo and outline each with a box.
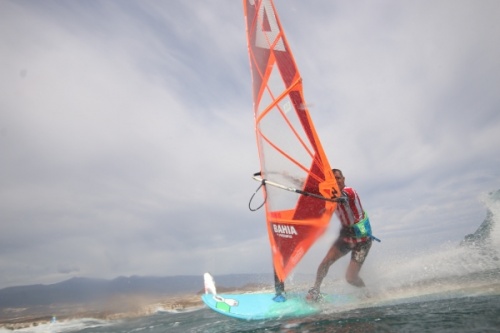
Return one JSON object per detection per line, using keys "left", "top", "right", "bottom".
{"left": 273, "top": 224, "right": 298, "bottom": 238}
{"left": 250, "top": 0, "right": 285, "bottom": 51}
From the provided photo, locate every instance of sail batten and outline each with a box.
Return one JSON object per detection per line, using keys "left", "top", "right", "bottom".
{"left": 244, "top": 0, "right": 339, "bottom": 282}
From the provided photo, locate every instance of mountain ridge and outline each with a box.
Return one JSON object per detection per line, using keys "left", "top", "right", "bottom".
{"left": 0, "top": 273, "right": 273, "bottom": 308}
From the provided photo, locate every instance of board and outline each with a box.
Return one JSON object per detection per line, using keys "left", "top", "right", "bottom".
{"left": 202, "top": 292, "right": 318, "bottom": 320}
{"left": 201, "top": 273, "right": 358, "bottom": 320}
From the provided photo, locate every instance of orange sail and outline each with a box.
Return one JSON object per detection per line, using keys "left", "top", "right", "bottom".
{"left": 243, "top": 0, "right": 339, "bottom": 282}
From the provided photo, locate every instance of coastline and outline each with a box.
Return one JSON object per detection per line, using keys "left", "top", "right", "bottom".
{"left": 0, "top": 293, "right": 204, "bottom": 330}
{"left": 0, "top": 284, "right": 271, "bottom": 330}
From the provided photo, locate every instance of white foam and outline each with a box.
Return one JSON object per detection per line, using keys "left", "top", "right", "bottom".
{"left": 8, "top": 318, "right": 111, "bottom": 333}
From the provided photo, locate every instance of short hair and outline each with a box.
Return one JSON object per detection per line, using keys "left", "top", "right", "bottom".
{"left": 332, "top": 168, "right": 343, "bottom": 177}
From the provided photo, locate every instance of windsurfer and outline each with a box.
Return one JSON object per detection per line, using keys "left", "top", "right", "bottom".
{"left": 306, "top": 169, "right": 373, "bottom": 301}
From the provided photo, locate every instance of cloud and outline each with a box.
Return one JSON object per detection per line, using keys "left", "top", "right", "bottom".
{"left": 1, "top": 0, "right": 499, "bottom": 288}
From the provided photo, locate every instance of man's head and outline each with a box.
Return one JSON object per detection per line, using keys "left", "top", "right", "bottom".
{"left": 332, "top": 168, "right": 345, "bottom": 190}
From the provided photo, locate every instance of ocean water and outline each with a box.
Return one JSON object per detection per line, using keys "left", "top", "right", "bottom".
{"left": 5, "top": 264, "right": 498, "bottom": 331}
{"left": 4, "top": 193, "right": 500, "bottom": 333}
{"left": 6, "top": 290, "right": 500, "bottom": 333}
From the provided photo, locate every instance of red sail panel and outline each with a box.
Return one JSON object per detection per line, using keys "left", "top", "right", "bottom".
{"left": 243, "top": 0, "right": 339, "bottom": 282}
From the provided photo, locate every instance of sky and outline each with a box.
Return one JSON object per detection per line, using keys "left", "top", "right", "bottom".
{"left": 1, "top": 0, "right": 499, "bottom": 289}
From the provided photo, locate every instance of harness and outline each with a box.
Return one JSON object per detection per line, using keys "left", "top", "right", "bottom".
{"left": 351, "top": 212, "right": 381, "bottom": 242}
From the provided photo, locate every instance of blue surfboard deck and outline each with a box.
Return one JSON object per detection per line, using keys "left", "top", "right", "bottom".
{"left": 201, "top": 292, "right": 357, "bottom": 320}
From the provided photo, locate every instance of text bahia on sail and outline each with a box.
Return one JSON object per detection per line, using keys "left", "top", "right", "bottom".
{"left": 244, "top": 0, "right": 339, "bottom": 284}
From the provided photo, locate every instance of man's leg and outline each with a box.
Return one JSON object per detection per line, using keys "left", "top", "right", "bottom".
{"left": 306, "top": 244, "right": 346, "bottom": 301}
{"left": 314, "top": 238, "right": 348, "bottom": 291}
{"left": 346, "top": 239, "right": 372, "bottom": 287}
{"left": 345, "top": 260, "right": 365, "bottom": 287}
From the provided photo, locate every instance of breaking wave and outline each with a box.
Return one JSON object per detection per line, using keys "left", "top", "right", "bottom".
{"left": 371, "top": 189, "right": 500, "bottom": 301}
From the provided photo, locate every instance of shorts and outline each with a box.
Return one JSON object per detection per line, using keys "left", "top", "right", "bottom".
{"left": 333, "top": 235, "right": 372, "bottom": 264}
